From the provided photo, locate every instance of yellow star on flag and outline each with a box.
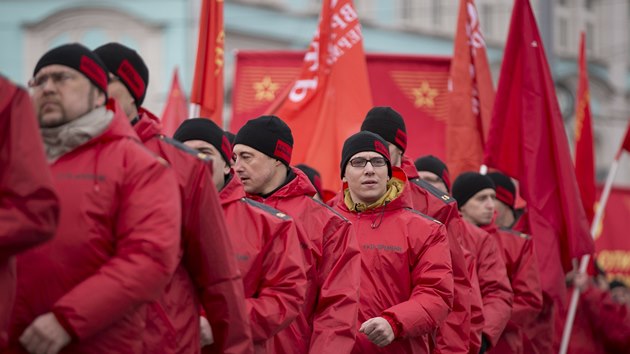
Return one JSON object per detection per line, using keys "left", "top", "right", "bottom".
{"left": 412, "top": 81, "right": 439, "bottom": 108}
{"left": 253, "top": 76, "right": 279, "bottom": 101}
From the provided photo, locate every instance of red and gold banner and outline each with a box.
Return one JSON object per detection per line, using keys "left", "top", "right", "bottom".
{"left": 595, "top": 186, "right": 630, "bottom": 285}
{"left": 230, "top": 52, "right": 451, "bottom": 161}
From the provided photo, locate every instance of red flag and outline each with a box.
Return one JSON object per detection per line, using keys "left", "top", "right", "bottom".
{"left": 190, "top": 0, "right": 224, "bottom": 125}
{"left": 266, "top": 0, "right": 373, "bottom": 192}
{"left": 161, "top": 68, "right": 188, "bottom": 137}
{"left": 622, "top": 122, "right": 630, "bottom": 153}
{"left": 447, "top": 0, "right": 495, "bottom": 179}
{"left": 483, "top": 0, "right": 594, "bottom": 304}
{"left": 574, "top": 32, "right": 596, "bottom": 225}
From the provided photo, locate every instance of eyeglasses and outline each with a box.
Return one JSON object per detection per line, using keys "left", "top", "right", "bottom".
{"left": 349, "top": 157, "right": 387, "bottom": 168}
{"left": 28, "top": 72, "right": 76, "bottom": 89}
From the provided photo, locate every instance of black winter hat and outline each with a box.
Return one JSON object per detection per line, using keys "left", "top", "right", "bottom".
{"left": 34, "top": 43, "right": 109, "bottom": 98}
{"left": 296, "top": 164, "right": 323, "bottom": 197}
{"left": 94, "top": 43, "right": 149, "bottom": 107}
{"left": 224, "top": 131, "right": 236, "bottom": 146}
{"left": 173, "top": 118, "right": 232, "bottom": 165}
{"left": 487, "top": 172, "right": 516, "bottom": 209}
{"left": 234, "top": 115, "right": 293, "bottom": 166}
{"left": 414, "top": 155, "right": 451, "bottom": 191}
{"left": 340, "top": 131, "right": 392, "bottom": 179}
{"left": 361, "top": 106, "right": 407, "bottom": 152}
{"left": 452, "top": 172, "right": 495, "bottom": 209}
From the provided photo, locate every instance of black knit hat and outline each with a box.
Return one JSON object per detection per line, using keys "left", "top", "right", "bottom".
{"left": 452, "top": 172, "right": 495, "bottom": 209}
{"left": 340, "top": 131, "right": 392, "bottom": 179}
{"left": 361, "top": 106, "right": 407, "bottom": 152}
{"left": 224, "top": 131, "right": 236, "bottom": 146}
{"left": 173, "top": 118, "right": 232, "bottom": 165}
{"left": 415, "top": 155, "right": 451, "bottom": 191}
{"left": 487, "top": 172, "right": 516, "bottom": 209}
{"left": 34, "top": 43, "right": 109, "bottom": 98}
{"left": 234, "top": 115, "right": 293, "bottom": 166}
{"left": 94, "top": 42, "right": 149, "bottom": 107}
{"left": 296, "top": 164, "right": 323, "bottom": 197}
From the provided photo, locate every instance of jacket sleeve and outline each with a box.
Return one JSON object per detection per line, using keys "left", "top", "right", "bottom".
{"left": 247, "top": 216, "right": 307, "bottom": 341}
{"left": 51, "top": 151, "right": 181, "bottom": 340}
{"left": 0, "top": 81, "right": 58, "bottom": 260}
{"left": 476, "top": 230, "right": 513, "bottom": 346}
{"left": 182, "top": 163, "right": 253, "bottom": 354}
{"left": 510, "top": 237, "right": 543, "bottom": 326}
{"left": 309, "top": 219, "right": 361, "bottom": 354}
{"left": 383, "top": 221, "right": 454, "bottom": 338}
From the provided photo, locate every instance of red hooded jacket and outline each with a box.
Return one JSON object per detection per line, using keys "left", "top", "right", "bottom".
{"left": 247, "top": 168, "right": 361, "bottom": 354}
{"left": 134, "top": 109, "right": 252, "bottom": 354}
{"left": 220, "top": 173, "right": 307, "bottom": 352}
{"left": 334, "top": 168, "right": 454, "bottom": 353}
{"left": 401, "top": 156, "right": 476, "bottom": 354}
{"left": 460, "top": 220, "right": 513, "bottom": 349}
{"left": 0, "top": 77, "right": 59, "bottom": 349}
{"left": 482, "top": 224, "right": 543, "bottom": 354}
{"left": 8, "top": 102, "right": 180, "bottom": 353}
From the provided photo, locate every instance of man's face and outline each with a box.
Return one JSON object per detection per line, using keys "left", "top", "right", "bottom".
{"left": 460, "top": 188, "right": 496, "bottom": 226}
{"left": 388, "top": 143, "right": 402, "bottom": 167}
{"left": 418, "top": 170, "right": 448, "bottom": 194}
{"left": 30, "top": 64, "right": 104, "bottom": 128}
{"left": 493, "top": 199, "right": 514, "bottom": 228}
{"left": 343, "top": 151, "right": 389, "bottom": 205}
{"left": 107, "top": 74, "right": 137, "bottom": 120}
{"left": 184, "top": 140, "right": 230, "bottom": 191}
{"left": 233, "top": 144, "right": 283, "bottom": 195}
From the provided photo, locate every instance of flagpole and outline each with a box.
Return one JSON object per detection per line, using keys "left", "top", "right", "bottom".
{"left": 189, "top": 103, "right": 200, "bottom": 119}
{"left": 558, "top": 151, "right": 622, "bottom": 354}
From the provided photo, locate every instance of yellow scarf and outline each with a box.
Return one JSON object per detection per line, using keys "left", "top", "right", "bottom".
{"left": 344, "top": 177, "right": 404, "bottom": 212}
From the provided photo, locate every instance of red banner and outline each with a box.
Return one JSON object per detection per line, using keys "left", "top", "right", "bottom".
{"left": 230, "top": 51, "right": 451, "bottom": 160}
{"left": 595, "top": 186, "right": 630, "bottom": 285}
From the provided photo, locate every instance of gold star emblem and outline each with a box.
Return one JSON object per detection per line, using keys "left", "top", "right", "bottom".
{"left": 253, "top": 76, "right": 279, "bottom": 101}
{"left": 412, "top": 81, "right": 439, "bottom": 108}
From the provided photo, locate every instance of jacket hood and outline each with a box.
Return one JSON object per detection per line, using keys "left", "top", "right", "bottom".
{"left": 96, "top": 99, "right": 142, "bottom": 143}
{"left": 134, "top": 107, "right": 162, "bottom": 143}
{"left": 219, "top": 171, "right": 246, "bottom": 206}
{"left": 401, "top": 155, "right": 420, "bottom": 179}
{"left": 254, "top": 167, "right": 318, "bottom": 201}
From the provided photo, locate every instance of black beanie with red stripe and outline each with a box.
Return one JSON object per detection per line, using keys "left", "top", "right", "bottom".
{"left": 487, "top": 171, "right": 516, "bottom": 210}
{"left": 234, "top": 115, "right": 294, "bottom": 166}
{"left": 94, "top": 42, "right": 149, "bottom": 107}
{"left": 361, "top": 106, "right": 407, "bottom": 152}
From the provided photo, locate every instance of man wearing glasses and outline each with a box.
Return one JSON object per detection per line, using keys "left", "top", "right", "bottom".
{"left": 7, "top": 43, "right": 181, "bottom": 354}
{"left": 331, "top": 131, "right": 453, "bottom": 353}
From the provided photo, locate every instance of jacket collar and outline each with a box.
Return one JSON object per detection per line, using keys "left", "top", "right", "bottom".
{"left": 219, "top": 171, "right": 246, "bottom": 205}
{"left": 336, "top": 167, "right": 414, "bottom": 213}
{"left": 133, "top": 107, "right": 162, "bottom": 143}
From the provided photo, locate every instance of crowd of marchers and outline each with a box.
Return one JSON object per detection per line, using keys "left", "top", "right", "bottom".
{"left": 1, "top": 42, "right": 630, "bottom": 354}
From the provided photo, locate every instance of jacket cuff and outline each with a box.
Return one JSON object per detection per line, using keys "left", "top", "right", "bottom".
{"left": 381, "top": 313, "right": 402, "bottom": 339}
{"left": 51, "top": 310, "right": 79, "bottom": 341}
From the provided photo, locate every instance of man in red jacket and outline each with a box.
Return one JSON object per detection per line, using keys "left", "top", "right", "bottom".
{"left": 360, "top": 107, "right": 477, "bottom": 354}
{"left": 233, "top": 115, "right": 361, "bottom": 353}
{"left": 455, "top": 172, "right": 544, "bottom": 354}
{"left": 94, "top": 42, "right": 252, "bottom": 354}
{"left": 332, "top": 131, "right": 453, "bottom": 353}
{"left": 174, "top": 118, "right": 308, "bottom": 352}
{"left": 8, "top": 43, "right": 181, "bottom": 354}
{"left": 0, "top": 76, "right": 59, "bottom": 351}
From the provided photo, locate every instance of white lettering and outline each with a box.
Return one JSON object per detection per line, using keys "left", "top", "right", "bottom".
{"left": 289, "top": 78, "right": 318, "bottom": 103}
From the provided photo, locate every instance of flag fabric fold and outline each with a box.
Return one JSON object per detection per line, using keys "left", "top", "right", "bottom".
{"left": 446, "top": 0, "right": 495, "bottom": 179}
{"left": 574, "top": 32, "right": 596, "bottom": 225}
{"left": 190, "top": 0, "right": 224, "bottom": 125}
{"left": 161, "top": 68, "right": 188, "bottom": 137}
{"left": 483, "top": 0, "right": 594, "bottom": 304}
{"left": 266, "top": 0, "right": 373, "bottom": 191}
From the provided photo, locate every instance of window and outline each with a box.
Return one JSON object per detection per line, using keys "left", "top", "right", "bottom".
{"left": 401, "top": 0, "right": 414, "bottom": 22}
{"left": 481, "top": 4, "right": 492, "bottom": 38}
{"left": 432, "top": 0, "right": 442, "bottom": 27}
{"left": 559, "top": 17, "right": 568, "bottom": 48}
{"left": 586, "top": 22, "right": 595, "bottom": 52}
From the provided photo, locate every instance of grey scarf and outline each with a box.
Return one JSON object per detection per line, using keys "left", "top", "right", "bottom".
{"left": 41, "top": 107, "right": 113, "bottom": 162}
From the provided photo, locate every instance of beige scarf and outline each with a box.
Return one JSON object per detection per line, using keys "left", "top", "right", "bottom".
{"left": 344, "top": 177, "right": 405, "bottom": 212}
{"left": 41, "top": 107, "right": 113, "bottom": 162}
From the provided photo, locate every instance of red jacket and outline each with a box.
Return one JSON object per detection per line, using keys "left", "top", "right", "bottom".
{"left": 247, "top": 168, "right": 361, "bottom": 354}
{"left": 0, "top": 77, "right": 59, "bottom": 349}
{"left": 554, "top": 286, "right": 630, "bottom": 354}
{"left": 134, "top": 109, "right": 253, "bottom": 354}
{"left": 401, "top": 157, "right": 475, "bottom": 354}
{"left": 460, "top": 220, "right": 513, "bottom": 349}
{"left": 8, "top": 102, "right": 181, "bottom": 353}
{"left": 333, "top": 168, "right": 454, "bottom": 354}
{"left": 220, "top": 173, "right": 307, "bottom": 352}
{"left": 482, "top": 224, "right": 543, "bottom": 354}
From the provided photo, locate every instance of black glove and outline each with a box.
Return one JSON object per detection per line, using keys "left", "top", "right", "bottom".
{"left": 479, "top": 335, "right": 489, "bottom": 354}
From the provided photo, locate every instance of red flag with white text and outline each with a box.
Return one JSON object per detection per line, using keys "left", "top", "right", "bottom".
{"left": 447, "top": 0, "right": 495, "bottom": 179}
{"left": 265, "top": 0, "right": 373, "bottom": 191}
